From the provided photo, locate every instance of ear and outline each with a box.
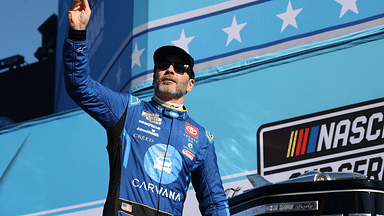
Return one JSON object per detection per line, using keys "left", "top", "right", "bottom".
{"left": 186, "top": 79, "right": 195, "bottom": 93}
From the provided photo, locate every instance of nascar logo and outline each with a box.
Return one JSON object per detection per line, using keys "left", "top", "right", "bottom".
{"left": 258, "top": 98, "right": 384, "bottom": 182}
{"left": 286, "top": 111, "right": 384, "bottom": 158}
{"left": 286, "top": 128, "right": 310, "bottom": 158}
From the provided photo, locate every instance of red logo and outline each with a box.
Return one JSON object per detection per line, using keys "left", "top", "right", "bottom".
{"left": 185, "top": 122, "right": 199, "bottom": 138}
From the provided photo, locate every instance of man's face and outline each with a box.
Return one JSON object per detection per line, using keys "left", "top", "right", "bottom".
{"left": 153, "top": 55, "right": 195, "bottom": 102}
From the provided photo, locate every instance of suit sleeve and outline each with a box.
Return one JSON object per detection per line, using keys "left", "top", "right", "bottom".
{"left": 63, "top": 38, "right": 129, "bottom": 131}
{"left": 191, "top": 140, "right": 231, "bottom": 216}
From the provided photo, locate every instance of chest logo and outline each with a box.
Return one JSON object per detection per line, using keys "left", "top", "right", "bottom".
{"left": 185, "top": 122, "right": 199, "bottom": 139}
{"left": 154, "top": 152, "right": 173, "bottom": 174}
{"left": 141, "top": 110, "right": 162, "bottom": 125}
{"left": 144, "top": 144, "right": 182, "bottom": 184}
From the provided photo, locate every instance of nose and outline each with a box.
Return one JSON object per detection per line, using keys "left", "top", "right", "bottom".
{"left": 165, "top": 64, "right": 175, "bottom": 74}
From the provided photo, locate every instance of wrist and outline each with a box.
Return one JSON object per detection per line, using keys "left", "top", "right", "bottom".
{"left": 68, "top": 28, "right": 87, "bottom": 41}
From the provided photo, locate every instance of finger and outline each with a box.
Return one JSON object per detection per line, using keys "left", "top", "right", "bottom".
{"left": 77, "top": 0, "right": 90, "bottom": 12}
{"left": 69, "top": 0, "right": 80, "bottom": 12}
{"left": 83, "top": 0, "right": 91, "bottom": 11}
{"left": 69, "top": 0, "right": 90, "bottom": 12}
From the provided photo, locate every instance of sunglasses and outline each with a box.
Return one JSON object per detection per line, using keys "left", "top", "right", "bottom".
{"left": 156, "top": 61, "right": 191, "bottom": 75}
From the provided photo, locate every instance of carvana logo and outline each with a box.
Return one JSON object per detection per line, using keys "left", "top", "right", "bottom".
{"left": 144, "top": 144, "right": 182, "bottom": 184}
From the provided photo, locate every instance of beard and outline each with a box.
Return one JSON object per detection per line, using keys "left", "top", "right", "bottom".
{"left": 153, "top": 74, "right": 189, "bottom": 100}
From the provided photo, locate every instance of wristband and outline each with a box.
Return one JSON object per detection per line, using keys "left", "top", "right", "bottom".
{"left": 68, "top": 28, "right": 87, "bottom": 41}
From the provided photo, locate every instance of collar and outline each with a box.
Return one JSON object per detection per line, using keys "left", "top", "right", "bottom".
{"left": 153, "top": 95, "right": 187, "bottom": 111}
{"left": 152, "top": 96, "right": 188, "bottom": 119}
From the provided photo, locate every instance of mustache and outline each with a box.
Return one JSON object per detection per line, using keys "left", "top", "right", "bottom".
{"left": 161, "top": 76, "right": 176, "bottom": 83}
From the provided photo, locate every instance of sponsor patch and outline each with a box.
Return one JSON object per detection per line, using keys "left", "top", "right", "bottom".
{"left": 141, "top": 110, "right": 162, "bottom": 125}
{"left": 133, "top": 133, "right": 154, "bottom": 142}
{"left": 258, "top": 98, "right": 384, "bottom": 183}
{"left": 143, "top": 144, "right": 182, "bottom": 184}
{"left": 185, "top": 122, "right": 199, "bottom": 139}
{"left": 132, "top": 178, "right": 182, "bottom": 202}
{"left": 136, "top": 127, "right": 159, "bottom": 137}
{"left": 183, "top": 149, "right": 195, "bottom": 160}
{"left": 183, "top": 133, "right": 199, "bottom": 144}
{"left": 183, "top": 145, "right": 195, "bottom": 155}
{"left": 153, "top": 152, "right": 173, "bottom": 174}
{"left": 139, "top": 120, "right": 161, "bottom": 130}
{"left": 205, "top": 130, "right": 214, "bottom": 144}
{"left": 129, "top": 95, "right": 141, "bottom": 108}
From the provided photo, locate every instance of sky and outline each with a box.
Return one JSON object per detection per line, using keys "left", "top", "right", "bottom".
{"left": 0, "top": 0, "right": 59, "bottom": 65}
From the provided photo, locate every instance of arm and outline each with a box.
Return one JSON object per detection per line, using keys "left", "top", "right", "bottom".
{"left": 191, "top": 141, "right": 231, "bottom": 216}
{"left": 64, "top": 0, "right": 128, "bottom": 130}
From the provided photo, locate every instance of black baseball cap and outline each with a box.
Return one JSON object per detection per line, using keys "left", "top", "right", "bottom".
{"left": 153, "top": 46, "right": 195, "bottom": 79}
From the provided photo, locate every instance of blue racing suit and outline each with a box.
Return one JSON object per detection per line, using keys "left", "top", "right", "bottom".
{"left": 63, "top": 38, "right": 230, "bottom": 216}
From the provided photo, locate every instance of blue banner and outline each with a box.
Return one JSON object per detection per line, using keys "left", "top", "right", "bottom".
{"left": 93, "top": 0, "right": 384, "bottom": 93}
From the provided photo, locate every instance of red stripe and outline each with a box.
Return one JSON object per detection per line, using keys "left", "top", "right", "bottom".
{"left": 301, "top": 128, "right": 309, "bottom": 155}
{"left": 295, "top": 129, "right": 304, "bottom": 156}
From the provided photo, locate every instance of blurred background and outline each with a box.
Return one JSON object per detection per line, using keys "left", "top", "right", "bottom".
{"left": 0, "top": 1, "right": 58, "bottom": 127}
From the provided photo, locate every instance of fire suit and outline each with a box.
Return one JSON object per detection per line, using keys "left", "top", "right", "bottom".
{"left": 63, "top": 38, "right": 230, "bottom": 216}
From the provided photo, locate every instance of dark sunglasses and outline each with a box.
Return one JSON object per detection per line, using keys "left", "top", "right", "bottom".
{"left": 156, "top": 61, "right": 191, "bottom": 74}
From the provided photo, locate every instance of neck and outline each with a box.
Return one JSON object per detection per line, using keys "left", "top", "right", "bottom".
{"left": 153, "top": 95, "right": 185, "bottom": 110}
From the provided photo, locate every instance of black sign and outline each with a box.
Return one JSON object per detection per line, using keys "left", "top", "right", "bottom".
{"left": 258, "top": 98, "right": 384, "bottom": 182}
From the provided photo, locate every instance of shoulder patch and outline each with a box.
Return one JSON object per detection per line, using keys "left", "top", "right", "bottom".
{"left": 205, "top": 129, "right": 214, "bottom": 144}
{"left": 128, "top": 95, "right": 142, "bottom": 108}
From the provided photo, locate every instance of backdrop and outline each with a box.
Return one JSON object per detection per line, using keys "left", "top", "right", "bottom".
{"left": 0, "top": 0, "right": 383, "bottom": 215}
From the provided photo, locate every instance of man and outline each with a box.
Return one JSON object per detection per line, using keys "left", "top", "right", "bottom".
{"left": 64, "top": 0, "right": 230, "bottom": 215}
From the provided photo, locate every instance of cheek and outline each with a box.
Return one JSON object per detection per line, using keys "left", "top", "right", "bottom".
{"left": 153, "top": 74, "right": 161, "bottom": 87}
{"left": 154, "top": 72, "right": 162, "bottom": 82}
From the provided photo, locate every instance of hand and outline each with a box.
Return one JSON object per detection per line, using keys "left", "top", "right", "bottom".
{"left": 68, "top": 0, "right": 91, "bottom": 30}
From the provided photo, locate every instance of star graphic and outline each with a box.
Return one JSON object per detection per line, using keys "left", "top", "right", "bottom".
{"left": 115, "top": 62, "right": 122, "bottom": 87}
{"left": 276, "top": 0, "right": 303, "bottom": 33}
{"left": 334, "top": 0, "right": 358, "bottom": 18}
{"left": 171, "top": 28, "right": 195, "bottom": 54}
{"left": 131, "top": 42, "right": 145, "bottom": 68}
{"left": 222, "top": 15, "right": 247, "bottom": 47}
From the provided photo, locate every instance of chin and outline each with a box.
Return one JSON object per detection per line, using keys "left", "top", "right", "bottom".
{"left": 158, "top": 86, "right": 175, "bottom": 95}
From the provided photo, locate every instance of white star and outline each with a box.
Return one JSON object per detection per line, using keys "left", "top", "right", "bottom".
{"left": 334, "top": 0, "right": 358, "bottom": 18}
{"left": 131, "top": 42, "right": 145, "bottom": 68}
{"left": 222, "top": 15, "right": 247, "bottom": 47}
{"left": 171, "top": 29, "right": 195, "bottom": 54}
{"left": 276, "top": 0, "right": 303, "bottom": 33}
{"left": 115, "top": 63, "right": 122, "bottom": 87}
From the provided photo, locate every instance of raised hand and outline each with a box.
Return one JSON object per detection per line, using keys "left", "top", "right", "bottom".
{"left": 68, "top": 0, "right": 91, "bottom": 30}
